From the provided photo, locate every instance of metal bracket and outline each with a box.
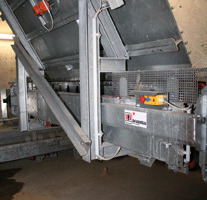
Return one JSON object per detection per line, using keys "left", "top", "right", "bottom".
{"left": 125, "top": 38, "right": 180, "bottom": 57}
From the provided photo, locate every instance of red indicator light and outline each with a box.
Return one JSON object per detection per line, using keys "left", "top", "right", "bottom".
{"left": 140, "top": 96, "right": 145, "bottom": 103}
{"left": 32, "top": 0, "right": 49, "bottom": 16}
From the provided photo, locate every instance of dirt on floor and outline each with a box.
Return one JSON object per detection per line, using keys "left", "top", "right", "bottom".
{"left": 0, "top": 150, "right": 207, "bottom": 200}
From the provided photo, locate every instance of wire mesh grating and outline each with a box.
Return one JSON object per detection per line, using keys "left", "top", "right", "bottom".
{"left": 112, "top": 68, "right": 207, "bottom": 103}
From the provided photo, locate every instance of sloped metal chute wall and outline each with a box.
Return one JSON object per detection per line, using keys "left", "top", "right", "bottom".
{"left": 108, "top": 0, "right": 191, "bottom": 70}
{"left": 6, "top": 0, "right": 191, "bottom": 74}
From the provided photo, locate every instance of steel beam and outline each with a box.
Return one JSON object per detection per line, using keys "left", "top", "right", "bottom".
{"left": 89, "top": 0, "right": 128, "bottom": 59}
{"left": 125, "top": 38, "right": 179, "bottom": 57}
{"left": 12, "top": 40, "right": 91, "bottom": 156}
{"left": 0, "top": 137, "right": 72, "bottom": 163}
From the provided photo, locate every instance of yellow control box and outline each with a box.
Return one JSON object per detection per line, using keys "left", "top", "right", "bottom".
{"left": 144, "top": 95, "right": 165, "bottom": 106}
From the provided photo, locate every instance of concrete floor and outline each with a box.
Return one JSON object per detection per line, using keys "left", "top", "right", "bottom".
{"left": 0, "top": 150, "right": 207, "bottom": 200}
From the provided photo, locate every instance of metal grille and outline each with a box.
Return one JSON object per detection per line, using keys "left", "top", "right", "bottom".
{"left": 112, "top": 68, "right": 207, "bottom": 103}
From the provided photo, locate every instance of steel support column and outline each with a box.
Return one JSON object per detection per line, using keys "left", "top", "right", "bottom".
{"left": 17, "top": 59, "right": 28, "bottom": 131}
{"left": 79, "top": 0, "right": 91, "bottom": 162}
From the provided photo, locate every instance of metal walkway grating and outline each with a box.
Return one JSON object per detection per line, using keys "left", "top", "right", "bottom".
{"left": 112, "top": 68, "right": 207, "bottom": 103}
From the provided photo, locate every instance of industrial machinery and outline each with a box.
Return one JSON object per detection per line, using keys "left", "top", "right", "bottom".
{"left": 0, "top": 0, "right": 207, "bottom": 181}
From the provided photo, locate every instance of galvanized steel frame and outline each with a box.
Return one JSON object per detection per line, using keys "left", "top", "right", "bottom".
{"left": 17, "top": 59, "right": 28, "bottom": 131}
{"left": 13, "top": 40, "right": 91, "bottom": 156}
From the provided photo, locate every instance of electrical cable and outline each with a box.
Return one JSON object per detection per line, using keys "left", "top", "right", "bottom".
{"left": 42, "top": 0, "right": 54, "bottom": 31}
{"left": 97, "top": 146, "right": 122, "bottom": 161}
{"left": 163, "top": 99, "right": 190, "bottom": 111}
{"left": 94, "top": 0, "right": 118, "bottom": 161}
{"left": 94, "top": 0, "right": 110, "bottom": 19}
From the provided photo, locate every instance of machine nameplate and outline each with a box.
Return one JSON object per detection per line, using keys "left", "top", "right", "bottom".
{"left": 125, "top": 110, "right": 147, "bottom": 128}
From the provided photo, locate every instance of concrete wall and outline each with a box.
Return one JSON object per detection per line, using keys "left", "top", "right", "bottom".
{"left": 0, "top": 11, "right": 16, "bottom": 90}
{"left": 0, "top": 12, "right": 16, "bottom": 120}
{"left": 0, "top": 41, "right": 16, "bottom": 89}
{"left": 169, "top": 0, "right": 207, "bottom": 68}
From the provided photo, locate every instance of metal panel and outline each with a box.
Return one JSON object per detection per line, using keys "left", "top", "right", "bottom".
{"left": 109, "top": 0, "right": 191, "bottom": 70}
{"left": 34, "top": 92, "right": 81, "bottom": 126}
{"left": 27, "top": 14, "right": 79, "bottom": 41}
{"left": 12, "top": 41, "right": 91, "bottom": 156}
{"left": 102, "top": 103, "right": 195, "bottom": 146}
{"left": 45, "top": 68, "right": 80, "bottom": 82}
{"left": 30, "top": 21, "right": 79, "bottom": 62}
{"left": 43, "top": 54, "right": 79, "bottom": 68}
{"left": 27, "top": 90, "right": 38, "bottom": 118}
{"left": 100, "top": 58, "right": 126, "bottom": 72}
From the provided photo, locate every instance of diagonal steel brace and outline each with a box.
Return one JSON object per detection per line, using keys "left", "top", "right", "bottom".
{"left": 12, "top": 40, "right": 91, "bottom": 156}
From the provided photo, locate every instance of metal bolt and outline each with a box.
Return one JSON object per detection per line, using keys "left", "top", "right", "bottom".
{"left": 96, "top": 33, "right": 101, "bottom": 38}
